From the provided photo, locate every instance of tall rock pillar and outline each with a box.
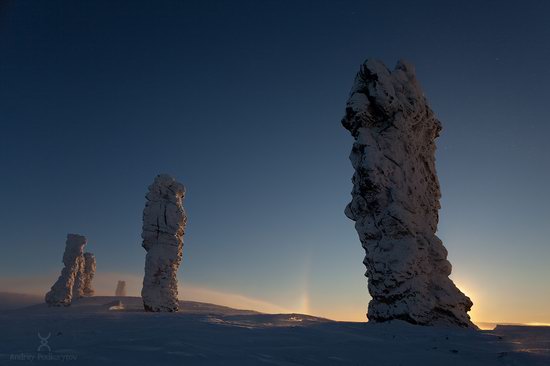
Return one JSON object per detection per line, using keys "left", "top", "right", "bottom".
{"left": 141, "top": 174, "right": 187, "bottom": 312}
{"left": 342, "top": 59, "right": 474, "bottom": 327}
{"left": 45, "top": 234, "right": 87, "bottom": 306}
{"left": 81, "top": 252, "right": 96, "bottom": 297}
{"left": 115, "top": 280, "right": 127, "bottom": 297}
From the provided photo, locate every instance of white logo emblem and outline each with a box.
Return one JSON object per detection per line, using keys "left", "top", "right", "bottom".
{"left": 37, "top": 332, "right": 51, "bottom": 352}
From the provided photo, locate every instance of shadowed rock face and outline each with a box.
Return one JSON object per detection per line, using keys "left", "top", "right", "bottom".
{"left": 81, "top": 252, "right": 96, "bottom": 297}
{"left": 141, "top": 174, "right": 187, "bottom": 312}
{"left": 342, "top": 59, "right": 475, "bottom": 327}
{"left": 115, "top": 280, "right": 127, "bottom": 297}
{"left": 45, "top": 234, "right": 87, "bottom": 306}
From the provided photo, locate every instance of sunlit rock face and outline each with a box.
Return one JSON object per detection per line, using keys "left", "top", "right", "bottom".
{"left": 72, "top": 252, "right": 95, "bottom": 299}
{"left": 81, "top": 252, "right": 96, "bottom": 297}
{"left": 342, "top": 59, "right": 475, "bottom": 327}
{"left": 141, "top": 174, "right": 187, "bottom": 312}
{"left": 115, "top": 280, "right": 127, "bottom": 297}
{"left": 71, "top": 254, "right": 86, "bottom": 298}
{"left": 45, "top": 234, "right": 87, "bottom": 306}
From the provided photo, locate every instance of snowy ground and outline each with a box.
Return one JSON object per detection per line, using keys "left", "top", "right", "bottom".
{"left": 0, "top": 296, "right": 549, "bottom": 365}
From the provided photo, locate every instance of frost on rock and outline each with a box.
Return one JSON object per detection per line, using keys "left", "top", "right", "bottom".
{"left": 71, "top": 252, "right": 95, "bottom": 299}
{"left": 45, "top": 234, "right": 87, "bottom": 306}
{"left": 115, "top": 280, "right": 127, "bottom": 297}
{"left": 81, "top": 252, "right": 96, "bottom": 297}
{"left": 342, "top": 59, "right": 475, "bottom": 327}
{"left": 141, "top": 174, "right": 187, "bottom": 312}
{"left": 71, "top": 254, "right": 85, "bottom": 298}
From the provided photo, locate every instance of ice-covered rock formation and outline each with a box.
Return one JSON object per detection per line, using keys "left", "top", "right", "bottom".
{"left": 71, "top": 252, "right": 95, "bottom": 298}
{"left": 71, "top": 254, "right": 85, "bottom": 298}
{"left": 141, "top": 174, "right": 187, "bottom": 312}
{"left": 342, "top": 59, "right": 474, "bottom": 327}
{"left": 115, "top": 280, "right": 127, "bottom": 297}
{"left": 81, "top": 252, "right": 96, "bottom": 297}
{"left": 45, "top": 234, "right": 87, "bottom": 306}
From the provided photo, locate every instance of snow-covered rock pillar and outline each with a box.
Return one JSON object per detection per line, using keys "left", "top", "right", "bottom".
{"left": 72, "top": 252, "right": 94, "bottom": 299}
{"left": 81, "top": 252, "right": 96, "bottom": 297}
{"left": 342, "top": 59, "right": 475, "bottom": 327}
{"left": 71, "top": 254, "right": 85, "bottom": 298}
{"left": 45, "top": 234, "right": 87, "bottom": 306}
{"left": 141, "top": 174, "right": 187, "bottom": 312}
{"left": 115, "top": 280, "right": 127, "bottom": 297}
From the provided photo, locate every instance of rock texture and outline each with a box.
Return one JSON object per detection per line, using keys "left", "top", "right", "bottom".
{"left": 141, "top": 174, "right": 187, "bottom": 312}
{"left": 115, "top": 280, "right": 127, "bottom": 297}
{"left": 81, "top": 252, "right": 96, "bottom": 297}
{"left": 342, "top": 59, "right": 474, "bottom": 327}
{"left": 71, "top": 254, "right": 86, "bottom": 298}
{"left": 45, "top": 234, "right": 87, "bottom": 306}
{"left": 71, "top": 252, "right": 95, "bottom": 299}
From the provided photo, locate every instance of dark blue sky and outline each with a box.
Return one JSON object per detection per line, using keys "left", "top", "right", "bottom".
{"left": 1, "top": 0, "right": 549, "bottom": 322}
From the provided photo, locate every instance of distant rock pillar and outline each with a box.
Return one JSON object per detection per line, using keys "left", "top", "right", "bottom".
{"left": 141, "top": 174, "right": 187, "bottom": 312}
{"left": 115, "top": 280, "right": 127, "bottom": 297}
{"left": 341, "top": 59, "right": 475, "bottom": 327}
{"left": 45, "top": 234, "right": 87, "bottom": 306}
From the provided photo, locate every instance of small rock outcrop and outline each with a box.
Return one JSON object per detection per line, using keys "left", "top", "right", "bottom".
{"left": 341, "top": 59, "right": 474, "bottom": 327}
{"left": 81, "top": 252, "right": 96, "bottom": 297}
{"left": 141, "top": 174, "right": 187, "bottom": 312}
{"left": 115, "top": 280, "right": 127, "bottom": 297}
{"left": 45, "top": 234, "right": 87, "bottom": 306}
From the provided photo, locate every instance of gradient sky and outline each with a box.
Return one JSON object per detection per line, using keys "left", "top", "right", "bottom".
{"left": 1, "top": 0, "right": 549, "bottom": 324}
